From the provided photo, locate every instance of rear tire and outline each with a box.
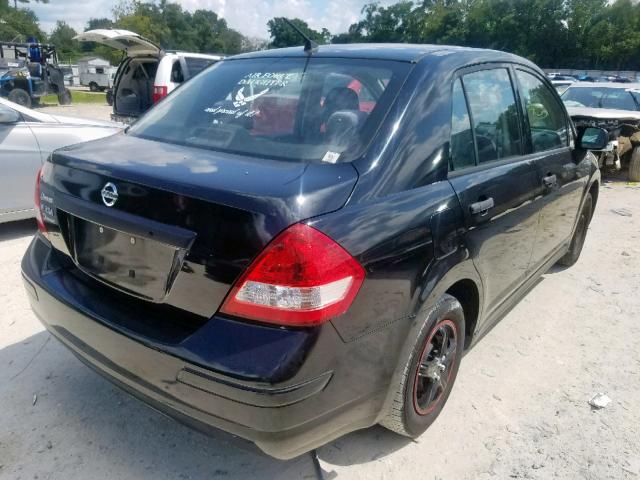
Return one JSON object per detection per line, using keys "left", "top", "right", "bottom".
{"left": 629, "top": 147, "right": 640, "bottom": 182}
{"left": 7, "top": 88, "right": 31, "bottom": 108}
{"left": 89, "top": 82, "right": 99, "bottom": 92}
{"left": 380, "top": 294, "right": 465, "bottom": 437}
{"left": 558, "top": 193, "right": 593, "bottom": 267}
{"left": 57, "top": 89, "right": 72, "bottom": 105}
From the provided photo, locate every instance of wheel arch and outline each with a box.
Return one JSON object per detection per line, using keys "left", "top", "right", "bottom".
{"left": 588, "top": 178, "right": 599, "bottom": 221}
{"left": 445, "top": 278, "right": 480, "bottom": 349}
{"left": 415, "top": 256, "right": 484, "bottom": 346}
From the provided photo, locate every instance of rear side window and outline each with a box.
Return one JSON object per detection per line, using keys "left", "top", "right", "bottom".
{"left": 516, "top": 70, "right": 568, "bottom": 152}
{"left": 171, "top": 60, "right": 184, "bottom": 83}
{"left": 184, "top": 57, "right": 218, "bottom": 77}
{"left": 462, "top": 68, "right": 522, "bottom": 163}
{"left": 450, "top": 79, "right": 476, "bottom": 170}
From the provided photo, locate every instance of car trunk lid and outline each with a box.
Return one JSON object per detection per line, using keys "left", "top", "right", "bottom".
{"left": 42, "top": 133, "right": 358, "bottom": 318}
{"left": 73, "top": 29, "right": 162, "bottom": 57}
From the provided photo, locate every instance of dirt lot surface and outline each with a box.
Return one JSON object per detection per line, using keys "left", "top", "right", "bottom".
{"left": 1, "top": 180, "right": 639, "bottom": 480}
{"left": 35, "top": 104, "right": 113, "bottom": 123}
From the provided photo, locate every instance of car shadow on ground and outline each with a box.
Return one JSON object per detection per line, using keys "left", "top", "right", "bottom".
{"left": 0, "top": 329, "right": 410, "bottom": 479}
{"left": 0, "top": 218, "right": 36, "bottom": 241}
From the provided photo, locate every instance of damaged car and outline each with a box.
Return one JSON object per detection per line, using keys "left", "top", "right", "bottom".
{"left": 562, "top": 82, "right": 640, "bottom": 181}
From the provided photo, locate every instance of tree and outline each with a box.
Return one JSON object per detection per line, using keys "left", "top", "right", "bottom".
{"left": 86, "top": 18, "right": 115, "bottom": 30}
{"left": 49, "top": 21, "right": 80, "bottom": 62}
{"left": 0, "top": 4, "right": 45, "bottom": 42}
{"left": 267, "top": 17, "right": 330, "bottom": 48}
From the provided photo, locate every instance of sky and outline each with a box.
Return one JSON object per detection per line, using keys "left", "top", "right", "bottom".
{"left": 31, "top": 0, "right": 384, "bottom": 39}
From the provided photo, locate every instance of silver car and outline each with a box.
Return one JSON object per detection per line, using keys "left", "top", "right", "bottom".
{"left": 0, "top": 98, "right": 122, "bottom": 223}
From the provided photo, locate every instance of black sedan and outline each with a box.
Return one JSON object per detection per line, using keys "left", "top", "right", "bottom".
{"left": 22, "top": 44, "right": 606, "bottom": 459}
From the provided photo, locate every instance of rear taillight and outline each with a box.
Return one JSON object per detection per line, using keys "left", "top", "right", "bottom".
{"left": 220, "top": 223, "right": 365, "bottom": 327}
{"left": 34, "top": 167, "right": 47, "bottom": 235}
{"left": 152, "top": 85, "right": 168, "bottom": 103}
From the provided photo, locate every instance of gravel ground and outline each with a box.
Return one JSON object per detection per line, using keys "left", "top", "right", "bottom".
{"left": 35, "top": 104, "right": 113, "bottom": 123}
{"left": 0, "top": 180, "right": 638, "bottom": 480}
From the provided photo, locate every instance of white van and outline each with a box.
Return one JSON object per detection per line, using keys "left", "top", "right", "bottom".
{"left": 75, "top": 29, "right": 223, "bottom": 123}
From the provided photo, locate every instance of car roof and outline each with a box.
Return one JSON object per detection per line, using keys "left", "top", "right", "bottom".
{"left": 229, "top": 43, "right": 534, "bottom": 66}
{"left": 165, "top": 52, "right": 225, "bottom": 60}
{"left": 567, "top": 82, "right": 640, "bottom": 90}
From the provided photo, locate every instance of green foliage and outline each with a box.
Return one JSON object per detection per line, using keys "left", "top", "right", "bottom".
{"left": 334, "top": 0, "right": 640, "bottom": 70}
{"left": 48, "top": 21, "right": 79, "bottom": 62}
{"left": 0, "top": 3, "right": 45, "bottom": 42}
{"left": 107, "top": 0, "right": 246, "bottom": 54}
{"left": 267, "top": 17, "right": 330, "bottom": 48}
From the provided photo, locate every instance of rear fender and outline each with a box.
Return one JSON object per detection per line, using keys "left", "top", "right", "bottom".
{"left": 376, "top": 254, "right": 484, "bottom": 423}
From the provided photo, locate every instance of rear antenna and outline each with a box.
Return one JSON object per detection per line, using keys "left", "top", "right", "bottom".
{"left": 283, "top": 18, "right": 318, "bottom": 54}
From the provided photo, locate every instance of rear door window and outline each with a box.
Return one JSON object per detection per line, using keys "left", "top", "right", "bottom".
{"left": 450, "top": 79, "right": 476, "bottom": 170}
{"left": 516, "top": 70, "right": 568, "bottom": 152}
{"left": 462, "top": 68, "right": 522, "bottom": 163}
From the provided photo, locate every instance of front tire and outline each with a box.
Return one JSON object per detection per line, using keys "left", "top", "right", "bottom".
{"left": 7, "top": 88, "right": 31, "bottom": 108}
{"left": 380, "top": 294, "right": 465, "bottom": 437}
{"left": 57, "top": 89, "right": 72, "bottom": 105}
{"left": 558, "top": 193, "right": 593, "bottom": 267}
{"left": 89, "top": 82, "right": 99, "bottom": 92}
{"left": 629, "top": 147, "right": 640, "bottom": 182}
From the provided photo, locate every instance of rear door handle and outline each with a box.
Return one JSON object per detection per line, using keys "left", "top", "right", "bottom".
{"left": 542, "top": 174, "right": 557, "bottom": 188}
{"left": 469, "top": 197, "right": 495, "bottom": 216}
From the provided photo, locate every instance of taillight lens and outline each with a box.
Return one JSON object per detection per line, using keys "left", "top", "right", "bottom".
{"left": 152, "top": 85, "right": 168, "bottom": 103}
{"left": 34, "top": 167, "right": 47, "bottom": 234}
{"left": 220, "top": 224, "right": 365, "bottom": 327}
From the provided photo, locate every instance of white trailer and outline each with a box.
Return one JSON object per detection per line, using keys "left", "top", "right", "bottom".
{"left": 78, "top": 57, "right": 113, "bottom": 91}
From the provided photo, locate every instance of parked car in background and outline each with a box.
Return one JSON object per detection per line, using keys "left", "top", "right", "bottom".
{"left": 547, "top": 73, "right": 577, "bottom": 82}
{"left": 23, "top": 44, "right": 606, "bottom": 459}
{"left": 551, "top": 79, "right": 574, "bottom": 94}
{"left": 0, "top": 97, "right": 121, "bottom": 223}
{"left": 598, "top": 75, "right": 632, "bottom": 83}
{"left": 562, "top": 82, "right": 640, "bottom": 180}
{"left": 74, "top": 30, "right": 223, "bottom": 123}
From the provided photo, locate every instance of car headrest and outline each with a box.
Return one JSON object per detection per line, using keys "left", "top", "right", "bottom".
{"left": 323, "top": 87, "right": 360, "bottom": 121}
{"left": 325, "top": 110, "right": 367, "bottom": 149}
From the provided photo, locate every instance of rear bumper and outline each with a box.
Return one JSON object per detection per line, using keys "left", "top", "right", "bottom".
{"left": 21, "top": 235, "right": 391, "bottom": 459}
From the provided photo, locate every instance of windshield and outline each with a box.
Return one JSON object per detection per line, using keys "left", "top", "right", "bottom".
{"left": 562, "top": 86, "right": 639, "bottom": 111}
{"left": 128, "top": 57, "right": 410, "bottom": 163}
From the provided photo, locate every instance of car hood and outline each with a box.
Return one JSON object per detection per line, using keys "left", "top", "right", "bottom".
{"left": 566, "top": 105, "right": 640, "bottom": 121}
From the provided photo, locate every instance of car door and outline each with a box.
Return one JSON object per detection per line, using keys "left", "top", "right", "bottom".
{"left": 0, "top": 103, "right": 42, "bottom": 216}
{"left": 514, "top": 68, "right": 587, "bottom": 269}
{"left": 447, "top": 67, "right": 541, "bottom": 319}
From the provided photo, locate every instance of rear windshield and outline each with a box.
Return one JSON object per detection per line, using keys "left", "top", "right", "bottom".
{"left": 128, "top": 57, "right": 411, "bottom": 163}
{"left": 562, "top": 86, "right": 639, "bottom": 111}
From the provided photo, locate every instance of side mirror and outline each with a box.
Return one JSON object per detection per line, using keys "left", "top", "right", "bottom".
{"left": 0, "top": 107, "right": 21, "bottom": 124}
{"left": 578, "top": 127, "right": 609, "bottom": 151}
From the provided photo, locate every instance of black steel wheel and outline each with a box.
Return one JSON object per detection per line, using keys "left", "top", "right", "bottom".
{"left": 412, "top": 319, "right": 458, "bottom": 415}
